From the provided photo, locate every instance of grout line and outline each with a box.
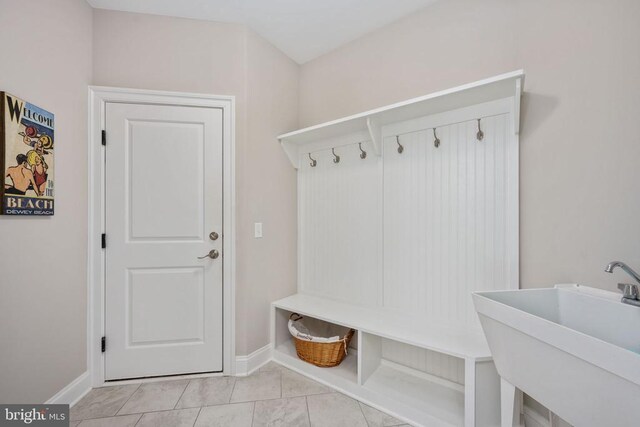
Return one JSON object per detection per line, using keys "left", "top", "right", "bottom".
{"left": 131, "top": 408, "right": 190, "bottom": 415}
{"left": 162, "top": 377, "right": 237, "bottom": 411}
{"left": 250, "top": 401, "right": 256, "bottom": 427}
{"left": 305, "top": 396, "right": 312, "bottom": 427}
{"left": 173, "top": 379, "right": 191, "bottom": 409}
{"left": 357, "top": 401, "right": 371, "bottom": 427}
{"left": 228, "top": 375, "right": 238, "bottom": 403}
{"left": 192, "top": 406, "right": 203, "bottom": 427}
{"left": 232, "top": 393, "right": 311, "bottom": 405}
{"left": 303, "top": 390, "right": 338, "bottom": 397}
{"left": 132, "top": 413, "right": 143, "bottom": 427}
{"left": 114, "top": 383, "right": 142, "bottom": 416}
{"left": 227, "top": 376, "right": 237, "bottom": 404}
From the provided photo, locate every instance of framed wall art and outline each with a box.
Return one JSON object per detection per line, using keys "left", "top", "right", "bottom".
{"left": 0, "top": 92, "right": 54, "bottom": 215}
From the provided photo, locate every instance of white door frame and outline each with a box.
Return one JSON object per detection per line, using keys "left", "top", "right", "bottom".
{"left": 87, "top": 86, "right": 236, "bottom": 386}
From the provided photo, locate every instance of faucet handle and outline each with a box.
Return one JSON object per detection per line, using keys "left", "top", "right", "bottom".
{"left": 618, "top": 283, "right": 639, "bottom": 300}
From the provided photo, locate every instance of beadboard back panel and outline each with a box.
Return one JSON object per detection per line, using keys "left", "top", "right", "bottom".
{"left": 298, "top": 141, "right": 382, "bottom": 307}
{"left": 296, "top": 98, "right": 517, "bottom": 383}
{"left": 381, "top": 338, "right": 466, "bottom": 385}
{"left": 382, "top": 106, "right": 516, "bottom": 331}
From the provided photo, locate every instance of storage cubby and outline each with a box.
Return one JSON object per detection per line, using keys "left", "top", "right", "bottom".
{"left": 272, "top": 306, "right": 358, "bottom": 386}
{"left": 359, "top": 333, "right": 465, "bottom": 425}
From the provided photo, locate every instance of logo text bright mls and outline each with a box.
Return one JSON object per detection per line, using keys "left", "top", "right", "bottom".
{"left": 3, "top": 406, "right": 67, "bottom": 425}
{"left": 4, "top": 408, "right": 46, "bottom": 424}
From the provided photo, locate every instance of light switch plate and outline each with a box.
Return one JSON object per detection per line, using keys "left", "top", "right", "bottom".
{"left": 254, "top": 222, "right": 263, "bottom": 238}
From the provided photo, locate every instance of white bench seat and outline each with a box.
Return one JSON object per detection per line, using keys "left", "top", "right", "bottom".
{"left": 272, "top": 293, "right": 491, "bottom": 361}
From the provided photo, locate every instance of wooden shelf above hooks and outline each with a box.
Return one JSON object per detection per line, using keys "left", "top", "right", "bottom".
{"left": 278, "top": 70, "right": 524, "bottom": 169}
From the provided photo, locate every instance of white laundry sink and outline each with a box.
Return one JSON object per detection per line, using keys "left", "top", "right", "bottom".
{"left": 473, "top": 284, "right": 640, "bottom": 427}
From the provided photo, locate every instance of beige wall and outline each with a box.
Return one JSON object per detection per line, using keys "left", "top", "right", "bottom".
{"left": 240, "top": 30, "right": 299, "bottom": 355}
{"left": 0, "top": 0, "right": 93, "bottom": 403}
{"left": 93, "top": 9, "right": 299, "bottom": 356}
{"left": 299, "top": 0, "right": 640, "bottom": 292}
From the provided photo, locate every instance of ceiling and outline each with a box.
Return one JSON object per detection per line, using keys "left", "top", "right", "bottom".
{"left": 86, "top": 0, "right": 438, "bottom": 64}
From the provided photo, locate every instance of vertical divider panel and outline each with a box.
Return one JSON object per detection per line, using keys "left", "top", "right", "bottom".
{"left": 464, "top": 358, "right": 475, "bottom": 427}
{"left": 358, "top": 332, "right": 382, "bottom": 385}
{"left": 475, "top": 360, "right": 501, "bottom": 427}
{"left": 465, "top": 359, "right": 501, "bottom": 427}
{"left": 274, "top": 308, "right": 291, "bottom": 349}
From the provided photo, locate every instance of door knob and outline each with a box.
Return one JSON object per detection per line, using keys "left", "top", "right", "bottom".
{"left": 198, "top": 249, "right": 219, "bottom": 260}
{"left": 209, "top": 231, "right": 219, "bottom": 241}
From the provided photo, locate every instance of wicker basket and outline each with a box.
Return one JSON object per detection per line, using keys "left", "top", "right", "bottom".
{"left": 289, "top": 313, "right": 355, "bottom": 368}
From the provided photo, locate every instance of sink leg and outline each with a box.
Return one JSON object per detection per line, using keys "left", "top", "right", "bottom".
{"left": 501, "top": 378, "right": 517, "bottom": 427}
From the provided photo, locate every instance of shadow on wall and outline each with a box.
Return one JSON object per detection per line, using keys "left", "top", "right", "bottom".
{"left": 520, "top": 92, "right": 559, "bottom": 137}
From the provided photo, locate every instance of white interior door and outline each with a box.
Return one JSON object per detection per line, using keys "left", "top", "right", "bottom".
{"left": 105, "top": 102, "right": 223, "bottom": 380}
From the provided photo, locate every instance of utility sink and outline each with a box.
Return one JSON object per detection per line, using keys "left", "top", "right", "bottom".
{"left": 473, "top": 285, "right": 640, "bottom": 427}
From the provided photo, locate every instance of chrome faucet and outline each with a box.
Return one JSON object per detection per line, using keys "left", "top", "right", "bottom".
{"left": 605, "top": 261, "right": 640, "bottom": 307}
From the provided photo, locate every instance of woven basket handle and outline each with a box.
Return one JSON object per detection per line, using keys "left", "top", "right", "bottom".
{"left": 342, "top": 329, "right": 355, "bottom": 355}
{"left": 289, "top": 313, "right": 304, "bottom": 322}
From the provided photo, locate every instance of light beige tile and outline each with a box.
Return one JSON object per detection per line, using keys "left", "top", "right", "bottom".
{"left": 358, "top": 402, "right": 404, "bottom": 427}
{"left": 259, "top": 361, "right": 290, "bottom": 373}
{"left": 230, "top": 371, "right": 281, "bottom": 403}
{"left": 77, "top": 414, "right": 141, "bottom": 427}
{"left": 175, "top": 376, "right": 236, "bottom": 408}
{"left": 69, "top": 421, "right": 81, "bottom": 427}
{"left": 281, "top": 369, "right": 331, "bottom": 398}
{"left": 194, "top": 402, "right": 254, "bottom": 427}
{"left": 307, "top": 393, "right": 368, "bottom": 427}
{"left": 136, "top": 408, "right": 200, "bottom": 427}
{"left": 71, "top": 384, "right": 140, "bottom": 420}
{"left": 117, "top": 380, "right": 188, "bottom": 415}
{"left": 253, "top": 396, "right": 310, "bottom": 427}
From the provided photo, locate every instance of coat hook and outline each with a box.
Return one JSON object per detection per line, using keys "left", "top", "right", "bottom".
{"left": 395, "top": 135, "right": 404, "bottom": 153}
{"left": 308, "top": 152, "right": 317, "bottom": 167}
{"left": 476, "top": 118, "right": 484, "bottom": 141}
{"left": 332, "top": 148, "right": 340, "bottom": 163}
{"left": 359, "top": 142, "right": 367, "bottom": 159}
{"left": 433, "top": 128, "right": 440, "bottom": 148}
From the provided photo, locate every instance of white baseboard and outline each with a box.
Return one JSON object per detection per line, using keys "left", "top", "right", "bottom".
{"left": 46, "top": 371, "right": 91, "bottom": 406}
{"left": 235, "top": 344, "right": 272, "bottom": 376}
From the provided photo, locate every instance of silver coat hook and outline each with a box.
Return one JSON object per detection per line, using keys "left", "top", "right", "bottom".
{"left": 395, "top": 135, "right": 404, "bottom": 153}
{"left": 433, "top": 128, "right": 440, "bottom": 148}
{"left": 308, "top": 152, "right": 317, "bottom": 167}
{"left": 476, "top": 118, "right": 484, "bottom": 141}
{"left": 332, "top": 148, "right": 340, "bottom": 163}
{"left": 359, "top": 143, "right": 367, "bottom": 159}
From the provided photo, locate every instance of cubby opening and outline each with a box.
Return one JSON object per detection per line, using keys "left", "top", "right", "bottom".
{"left": 273, "top": 307, "right": 358, "bottom": 385}
{"left": 359, "top": 332, "right": 465, "bottom": 426}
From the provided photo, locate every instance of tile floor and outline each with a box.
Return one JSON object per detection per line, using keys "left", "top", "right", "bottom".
{"left": 70, "top": 361, "right": 410, "bottom": 427}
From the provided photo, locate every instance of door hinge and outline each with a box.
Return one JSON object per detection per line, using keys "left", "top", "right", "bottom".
{"left": 101, "top": 233, "right": 106, "bottom": 249}
{"left": 101, "top": 130, "right": 106, "bottom": 146}
{"left": 101, "top": 336, "right": 106, "bottom": 353}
